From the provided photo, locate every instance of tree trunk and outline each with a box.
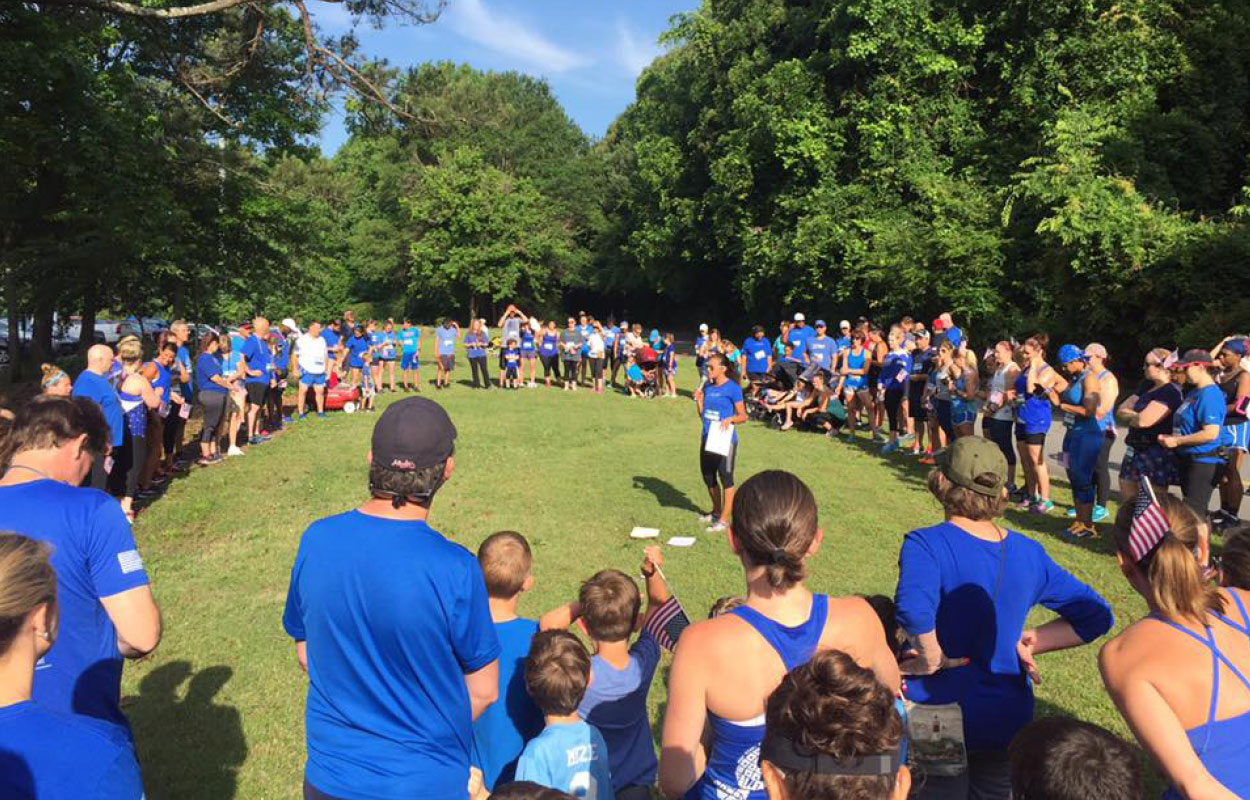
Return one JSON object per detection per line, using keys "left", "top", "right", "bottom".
{"left": 32, "top": 298, "right": 54, "bottom": 365}
{"left": 468, "top": 291, "right": 477, "bottom": 324}
{"left": 80, "top": 278, "right": 98, "bottom": 354}
{"left": 3, "top": 236, "right": 19, "bottom": 382}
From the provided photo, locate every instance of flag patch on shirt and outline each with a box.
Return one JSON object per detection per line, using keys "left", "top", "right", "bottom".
{"left": 117, "top": 549, "right": 145, "bottom": 574}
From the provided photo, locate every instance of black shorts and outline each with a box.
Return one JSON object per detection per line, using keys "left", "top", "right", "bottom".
{"left": 746, "top": 371, "right": 769, "bottom": 382}
{"left": 245, "top": 382, "right": 269, "bottom": 406}
{"left": 700, "top": 439, "right": 736, "bottom": 488}
{"left": 1016, "top": 431, "right": 1047, "bottom": 446}
{"left": 907, "top": 383, "right": 927, "bottom": 421}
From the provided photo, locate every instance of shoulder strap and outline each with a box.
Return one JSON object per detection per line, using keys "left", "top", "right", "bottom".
{"left": 1214, "top": 590, "right": 1250, "bottom": 635}
{"left": 729, "top": 594, "right": 829, "bottom": 672}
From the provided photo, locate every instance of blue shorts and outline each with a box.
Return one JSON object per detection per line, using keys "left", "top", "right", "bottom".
{"left": 952, "top": 400, "right": 979, "bottom": 427}
{"left": 1120, "top": 443, "right": 1179, "bottom": 487}
{"left": 1223, "top": 422, "right": 1249, "bottom": 452}
{"left": 1063, "top": 429, "right": 1104, "bottom": 504}
{"left": 401, "top": 352, "right": 419, "bottom": 370}
{"left": 299, "top": 372, "right": 326, "bottom": 387}
{"left": 349, "top": 358, "right": 364, "bottom": 370}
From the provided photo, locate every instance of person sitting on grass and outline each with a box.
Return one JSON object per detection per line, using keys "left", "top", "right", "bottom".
{"left": 0, "top": 532, "right": 145, "bottom": 800}
{"left": 778, "top": 378, "right": 816, "bottom": 431}
{"left": 516, "top": 631, "right": 614, "bottom": 799}
{"left": 1007, "top": 716, "right": 1142, "bottom": 800}
{"left": 541, "top": 546, "right": 675, "bottom": 800}
{"left": 624, "top": 357, "right": 646, "bottom": 398}
{"left": 472, "top": 532, "right": 546, "bottom": 792}
{"left": 759, "top": 650, "right": 910, "bottom": 800}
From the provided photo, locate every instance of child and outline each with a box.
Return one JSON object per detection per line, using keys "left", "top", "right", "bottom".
{"left": 504, "top": 339, "right": 523, "bottom": 389}
{"left": 624, "top": 357, "right": 645, "bottom": 398}
{"left": 1008, "top": 717, "right": 1143, "bottom": 800}
{"left": 360, "top": 350, "right": 376, "bottom": 412}
{"left": 662, "top": 333, "right": 677, "bottom": 398}
{"left": 472, "top": 532, "right": 545, "bottom": 792}
{"left": 544, "top": 547, "right": 671, "bottom": 800}
{"left": 516, "top": 631, "right": 614, "bottom": 799}
{"left": 520, "top": 326, "right": 538, "bottom": 388}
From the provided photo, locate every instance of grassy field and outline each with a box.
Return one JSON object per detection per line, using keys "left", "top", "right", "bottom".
{"left": 120, "top": 343, "right": 1159, "bottom": 799}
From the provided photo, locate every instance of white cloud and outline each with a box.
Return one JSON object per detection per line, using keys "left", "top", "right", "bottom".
{"left": 614, "top": 19, "right": 660, "bottom": 77}
{"left": 446, "top": 0, "right": 589, "bottom": 74}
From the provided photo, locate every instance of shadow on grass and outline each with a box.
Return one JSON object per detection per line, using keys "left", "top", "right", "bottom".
{"left": 125, "top": 662, "right": 247, "bottom": 799}
{"left": 633, "top": 475, "right": 704, "bottom": 514}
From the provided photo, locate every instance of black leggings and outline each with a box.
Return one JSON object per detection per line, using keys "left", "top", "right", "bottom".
{"left": 983, "top": 417, "right": 1017, "bottom": 467}
{"left": 1096, "top": 433, "right": 1114, "bottom": 507}
{"left": 1179, "top": 456, "right": 1222, "bottom": 517}
{"left": 199, "top": 391, "right": 228, "bottom": 443}
{"left": 109, "top": 430, "right": 146, "bottom": 499}
{"left": 884, "top": 388, "right": 906, "bottom": 433}
{"left": 541, "top": 354, "right": 560, "bottom": 378}
{"left": 590, "top": 357, "right": 604, "bottom": 380}
{"left": 469, "top": 356, "right": 490, "bottom": 388}
{"left": 700, "top": 440, "right": 736, "bottom": 488}
{"left": 163, "top": 405, "right": 185, "bottom": 459}
{"left": 562, "top": 359, "right": 578, "bottom": 382}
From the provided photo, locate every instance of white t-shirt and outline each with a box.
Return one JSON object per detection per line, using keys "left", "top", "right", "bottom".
{"left": 587, "top": 333, "right": 606, "bottom": 359}
{"left": 296, "top": 333, "right": 328, "bottom": 374}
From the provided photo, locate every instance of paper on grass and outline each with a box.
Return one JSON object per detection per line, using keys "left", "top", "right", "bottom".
{"left": 704, "top": 423, "right": 734, "bottom": 456}
{"left": 667, "top": 536, "right": 696, "bottom": 547}
{"left": 630, "top": 527, "right": 660, "bottom": 539}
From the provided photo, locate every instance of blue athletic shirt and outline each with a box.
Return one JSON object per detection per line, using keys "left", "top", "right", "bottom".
{"left": 695, "top": 336, "right": 708, "bottom": 365}
{"left": 786, "top": 326, "right": 814, "bottom": 361}
{"left": 148, "top": 361, "right": 171, "bottom": 405}
{"left": 399, "top": 327, "right": 419, "bottom": 354}
{"left": 72, "top": 370, "right": 125, "bottom": 449}
{"left": 0, "top": 480, "right": 151, "bottom": 731}
{"left": 834, "top": 335, "right": 852, "bottom": 355}
{"left": 174, "top": 344, "right": 193, "bottom": 397}
{"left": 895, "top": 521, "right": 1113, "bottom": 751}
{"left": 540, "top": 334, "right": 559, "bottom": 358}
{"left": 1176, "top": 384, "right": 1230, "bottom": 463}
{"left": 1015, "top": 366, "right": 1054, "bottom": 435}
{"left": 806, "top": 335, "right": 834, "bottom": 371}
{"left": 464, "top": 332, "right": 488, "bottom": 359}
{"left": 580, "top": 631, "right": 662, "bottom": 792}
{"left": 741, "top": 338, "right": 771, "bottom": 372}
{"left": 946, "top": 326, "right": 964, "bottom": 349}
{"left": 196, "top": 353, "right": 227, "bottom": 394}
{"left": 503, "top": 347, "right": 521, "bottom": 369}
{"left": 521, "top": 332, "right": 536, "bottom": 355}
{"left": 321, "top": 328, "right": 340, "bottom": 350}
{"left": 0, "top": 701, "right": 144, "bottom": 800}
{"left": 346, "top": 335, "right": 370, "bottom": 368}
{"left": 701, "top": 381, "right": 745, "bottom": 443}
{"left": 283, "top": 511, "right": 500, "bottom": 800}
{"left": 515, "top": 721, "right": 614, "bottom": 800}
{"left": 273, "top": 336, "right": 290, "bottom": 371}
{"left": 881, "top": 350, "right": 913, "bottom": 391}
{"left": 436, "top": 326, "right": 458, "bottom": 356}
{"left": 472, "top": 618, "right": 544, "bottom": 790}
{"left": 239, "top": 334, "right": 271, "bottom": 384}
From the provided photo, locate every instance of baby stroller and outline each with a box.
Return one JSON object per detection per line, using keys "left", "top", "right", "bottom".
{"left": 633, "top": 345, "right": 662, "bottom": 398}
{"left": 746, "top": 360, "right": 802, "bottom": 419}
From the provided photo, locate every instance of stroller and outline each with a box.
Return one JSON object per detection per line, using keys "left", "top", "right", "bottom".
{"left": 632, "top": 345, "right": 662, "bottom": 398}
{"left": 746, "top": 360, "right": 802, "bottom": 420}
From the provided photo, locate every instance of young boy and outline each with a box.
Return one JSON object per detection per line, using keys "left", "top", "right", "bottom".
{"left": 544, "top": 547, "right": 670, "bottom": 800}
{"left": 624, "top": 357, "right": 645, "bottom": 398}
{"left": 472, "top": 532, "right": 545, "bottom": 792}
{"left": 1008, "top": 717, "right": 1142, "bottom": 800}
{"left": 516, "top": 631, "right": 614, "bottom": 799}
{"left": 503, "top": 339, "right": 522, "bottom": 389}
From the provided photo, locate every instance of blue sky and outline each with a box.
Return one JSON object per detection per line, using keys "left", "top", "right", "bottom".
{"left": 313, "top": 0, "right": 701, "bottom": 154}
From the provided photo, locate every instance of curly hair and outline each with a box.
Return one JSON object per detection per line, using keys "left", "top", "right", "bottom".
{"left": 765, "top": 650, "right": 902, "bottom": 800}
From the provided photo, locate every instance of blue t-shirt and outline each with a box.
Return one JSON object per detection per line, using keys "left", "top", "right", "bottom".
{"left": 283, "top": 512, "right": 500, "bottom": 800}
{"left": 701, "top": 381, "right": 745, "bottom": 442}
{"left": 1176, "top": 384, "right": 1229, "bottom": 462}
{"left": 881, "top": 351, "right": 913, "bottom": 391}
{"left": 786, "top": 326, "right": 815, "bottom": 361}
{"left": 579, "top": 631, "right": 662, "bottom": 791}
{"left": 464, "top": 332, "right": 488, "bottom": 359}
{"left": 196, "top": 353, "right": 227, "bottom": 394}
{"left": 373, "top": 330, "right": 396, "bottom": 359}
{"left": 626, "top": 364, "right": 644, "bottom": 383}
{"left": 346, "top": 336, "right": 370, "bottom": 368}
{"left": 175, "top": 344, "right": 193, "bottom": 397}
{"left": 504, "top": 347, "right": 522, "bottom": 368}
{"left": 0, "top": 481, "right": 150, "bottom": 730}
{"left": 695, "top": 336, "right": 708, "bottom": 365}
{"left": 515, "top": 721, "right": 614, "bottom": 800}
{"left": 0, "top": 701, "right": 144, "bottom": 800}
{"left": 321, "top": 328, "right": 341, "bottom": 350}
{"left": 741, "top": 338, "right": 771, "bottom": 373}
{"left": 399, "top": 327, "right": 420, "bottom": 354}
{"left": 472, "top": 619, "right": 544, "bottom": 790}
{"left": 273, "top": 337, "right": 291, "bottom": 371}
{"left": 895, "top": 521, "right": 1113, "bottom": 750}
{"left": 806, "top": 336, "right": 835, "bottom": 371}
{"left": 239, "top": 334, "right": 272, "bottom": 385}
{"left": 834, "top": 335, "right": 852, "bottom": 355}
{"left": 436, "top": 327, "right": 459, "bottom": 356}
{"left": 72, "top": 370, "right": 124, "bottom": 449}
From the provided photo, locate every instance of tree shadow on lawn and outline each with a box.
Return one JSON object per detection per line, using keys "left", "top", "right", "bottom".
{"left": 124, "top": 661, "right": 247, "bottom": 799}
{"left": 633, "top": 475, "right": 704, "bottom": 515}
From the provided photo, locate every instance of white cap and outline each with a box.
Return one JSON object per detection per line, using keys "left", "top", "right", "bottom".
{"left": 840, "top": 319, "right": 851, "bottom": 329}
{"left": 281, "top": 317, "right": 299, "bottom": 334}
{"left": 699, "top": 323, "right": 709, "bottom": 332}
{"left": 793, "top": 312, "right": 805, "bottom": 322}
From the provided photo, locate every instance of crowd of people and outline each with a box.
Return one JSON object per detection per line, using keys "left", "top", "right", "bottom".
{"left": 1, "top": 302, "right": 1249, "bottom": 800}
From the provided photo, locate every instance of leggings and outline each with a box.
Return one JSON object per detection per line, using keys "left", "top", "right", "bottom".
{"left": 469, "top": 356, "right": 490, "bottom": 388}
{"left": 1179, "top": 456, "right": 1222, "bottom": 517}
{"left": 562, "top": 359, "right": 578, "bottom": 382}
{"left": 884, "top": 388, "right": 906, "bottom": 433}
{"left": 109, "top": 430, "right": 146, "bottom": 499}
{"left": 590, "top": 357, "right": 604, "bottom": 380}
{"left": 1096, "top": 433, "right": 1114, "bottom": 507}
{"left": 541, "top": 354, "right": 560, "bottom": 378}
{"left": 163, "top": 406, "right": 185, "bottom": 459}
{"left": 199, "top": 391, "right": 228, "bottom": 443}
{"left": 1064, "top": 429, "right": 1104, "bottom": 505}
{"left": 982, "top": 417, "right": 1017, "bottom": 467}
{"left": 934, "top": 398, "right": 954, "bottom": 440}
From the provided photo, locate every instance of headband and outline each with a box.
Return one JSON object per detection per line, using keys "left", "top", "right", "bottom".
{"left": 41, "top": 369, "right": 68, "bottom": 389}
{"left": 760, "top": 731, "right": 900, "bottom": 777}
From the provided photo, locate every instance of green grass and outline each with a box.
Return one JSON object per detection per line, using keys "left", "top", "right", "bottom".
{"left": 122, "top": 345, "right": 1157, "bottom": 798}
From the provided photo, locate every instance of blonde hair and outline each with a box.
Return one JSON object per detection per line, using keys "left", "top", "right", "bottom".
{"left": 477, "top": 531, "right": 532, "bottom": 599}
{"left": 118, "top": 338, "right": 144, "bottom": 363}
{"left": 1113, "top": 494, "right": 1225, "bottom": 623}
{"left": 40, "top": 363, "right": 68, "bottom": 389}
{"left": 0, "top": 533, "right": 57, "bottom": 654}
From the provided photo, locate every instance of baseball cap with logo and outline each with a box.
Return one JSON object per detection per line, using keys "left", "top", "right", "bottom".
{"left": 938, "top": 436, "right": 1008, "bottom": 497}
{"left": 371, "top": 397, "right": 457, "bottom": 473}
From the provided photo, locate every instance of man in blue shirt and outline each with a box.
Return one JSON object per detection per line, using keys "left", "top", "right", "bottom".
{"left": 806, "top": 320, "right": 835, "bottom": 375}
{"left": 741, "top": 326, "right": 773, "bottom": 381}
{"left": 398, "top": 320, "right": 421, "bottom": 392}
{"left": 835, "top": 319, "right": 853, "bottom": 354}
{"left": 786, "top": 313, "right": 815, "bottom": 362}
{"left": 321, "top": 321, "right": 343, "bottom": 376}
{"left": 284, "top": 398, "right": 500, "bottom": 800}
{"left": 0, "top": 397, "right": 162, "bottom": 732}
{"left": 435, "top": 320, "right": 460, "bottom": 389}
{"left": 72, "top": 344, "right": 125, "bottom": 490}
{"left": 238, "top": 317, "right": 274, "bottom": 445}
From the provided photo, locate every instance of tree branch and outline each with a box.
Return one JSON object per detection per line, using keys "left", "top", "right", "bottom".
{"left": 41, "top": 0, "right": 256, "bottom": 20}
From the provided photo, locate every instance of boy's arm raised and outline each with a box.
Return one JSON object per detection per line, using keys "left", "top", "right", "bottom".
{"left": 539, "top": 601, "right": 579, "bottom": 631}
{"left": 642, "top": 545, "right": 671, "bottom": 614}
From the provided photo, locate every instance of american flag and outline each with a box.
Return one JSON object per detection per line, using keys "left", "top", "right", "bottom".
{"left": 1128, "top": 477, "right": 1171, "bottom": 563}
{"left": 642, "top": 595, "right": 691, "bottom": 652}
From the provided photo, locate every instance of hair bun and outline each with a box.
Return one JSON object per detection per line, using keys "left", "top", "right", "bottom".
{"left": 770, "top": 547, "right": 788, "bottom": 565}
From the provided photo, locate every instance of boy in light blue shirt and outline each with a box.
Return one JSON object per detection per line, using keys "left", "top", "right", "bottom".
{"left": 516, "top": 631, "right": 614, "bottom": 799}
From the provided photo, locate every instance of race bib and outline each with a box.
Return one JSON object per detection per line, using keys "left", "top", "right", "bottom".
{"left": 158, "top": 402, "right": 170, "bottom": 419}
{"left": 1062, "top": 412, "right": 1075, "bottom": 427}
{"left": 1124, "top": 445, "right": 1136, "bottom": 460}
{"left": 754, "top": 351, "right": 766, "bottom": 360}
{"left": 178, "top": 402, "right": 192, "bottom": 420}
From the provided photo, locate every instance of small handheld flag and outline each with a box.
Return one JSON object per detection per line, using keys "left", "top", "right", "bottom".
{"left": 1128, "top": 477, "right": 1170, "bottom": 563}
{"left": 643, "top": 595, "right": 691, "bottom": 653}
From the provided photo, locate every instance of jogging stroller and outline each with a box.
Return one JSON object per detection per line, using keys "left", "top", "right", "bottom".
{"left": 633, "top": 345, "right": 662, "bottom": 398}
{"left": 746, "top": 360, "right": 802, "bottom": 420}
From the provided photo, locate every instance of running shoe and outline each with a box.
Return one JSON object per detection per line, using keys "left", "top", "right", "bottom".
{"left": 1008, "top": 486, "right": 1026, "bottom": 504}
{"left": 1091, "top": 505, "right": 1109, "bottom": 523}
{"left": 1066, "top": 507, "right": 1077, "bottom": 519}
{"left": 248, "top": 435, "right": 271, "bottom": 445}
{"left": 282, "top": 416, "right": 294, "bottom": 425}
{"left": 1065, "top": 521, "right": 1097, "bottom": 539}
{"left": 227, "top": 446, "right": 246, "bottom": 457}
{"left": 918, "top": 455, "right": 937, "bottom": 465}
{"left": 881, "top": 441, "right": 899, "bottom": 455}
{"left": 900, "top": 433, "right": 916, "bottom": 445}
{"left": 1032, "top": 499, "right": 1055, "bottom": 514}
{"left": 872, "top": 432, "right": 886, "bottom": 443}
{"left": 1017, "top": 498, "right": 1034, "bottom": 512}
{"left": 698, "top": 513, "right": 716, "bottom": 524}
{"left": 706, "top": 521, "right": 728, "bottom": 533}
{"left": 316, "top": 412, "right": 328, "bottom": 419}
{"left": 1210, "top": 509, "right": 1241, "bottom": 531}
{"left": 296, "top": 414, "right": 308, "bottom": 422}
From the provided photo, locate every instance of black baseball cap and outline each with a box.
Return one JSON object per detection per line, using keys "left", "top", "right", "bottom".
{"left": 371, "top": 398, "right": 457, "bottom": 471}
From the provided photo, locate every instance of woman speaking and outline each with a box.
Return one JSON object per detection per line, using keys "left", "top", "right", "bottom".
{"left": 695, "top": 353, "right": 747, "bottom": 533}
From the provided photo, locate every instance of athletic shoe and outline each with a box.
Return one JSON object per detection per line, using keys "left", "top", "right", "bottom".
{"left": 316, "top": 412, "right": 328, "bottom": 419}
{"left": 872, "top": 432, "right": 886, "bottom": 442}
{"left": 1008, "top": 485, "right": 1025, "bottom": 504}
{"left": 1032, "top": 499, "right": 1055, "bottom": 514}
{"left": 296, "top": 414, "right": 308, "bottom": 422}
{"left": 706, "top": 521, "right": 728, "bottom": 533}
{"left": 900, "top": 433, "right": 916, "bottom": 445}
{"left": 248, "top": 435, "right": 271, "bottom": 445}
{"left": 1066, "top": 507, "right": 1078, "bottom": 519}
{"left": 1091, "top": 505, "right": 1109, "bottom": 523}
{"left": 1066, "top": 521, "right": 1097, "bottom": 539}
{"left": 698, "top": 513, "right": 716, "bottom": 524}
{"left": 1017, "top": 498, "right": 1034, "bottom": 512}
{"left": 918, "top": 455, "right": 936, "bottom": 465}
{"left": 881, "top": 441, "right": 899, "bottom": 455}
{"left": 227, "top": 446, "right": 245, "bottom": 457}
{"left": 282, "top": 416, "right": 294, "bottom": 424}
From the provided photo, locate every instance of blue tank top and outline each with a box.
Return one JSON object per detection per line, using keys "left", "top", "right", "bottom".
{"left": 1156, "top": 591, "right": 1250, "bottom": 800}
{"left": 1015, "top": 364, "right": 1053, "bottom": 435}
{"left": 540, "top": 334, "right": 558, "bottom": 357}
{"left": 520, "top": 332, "right": 535, "bottom": 353}
{"left": 147, "top": 361, "right": 172, "bottom": 405}
{"left": 844, "top": 349, "right": 867, "bottom": 389}
{"left": 117, "top": 387, "right": 147, "bottom": 438}
{"left": 691, "top": 595, "right": 829, "bottom": 800}
{"left": 1095, "top": 370, "right": 1116, "bottom": 432}
{"left": 1062, "top": 371, "right": 1103, "bottom": 434}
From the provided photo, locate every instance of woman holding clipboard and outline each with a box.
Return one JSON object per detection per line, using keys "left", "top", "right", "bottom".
{"left": 696, "top": 353, "right": 747, "bottom": 532}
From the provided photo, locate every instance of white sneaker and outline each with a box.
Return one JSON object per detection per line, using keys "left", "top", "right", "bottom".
{"left": 528, "top": 382, "right": 537, "bottom": 388}
{"left": 698, "top": 513, "right": 716, "bottom": 524}
{"left": 707, "top": 521, "right": 728, "bottom": 532}
{"left": 227, "top": 446, "right": 245, "bottom": 457}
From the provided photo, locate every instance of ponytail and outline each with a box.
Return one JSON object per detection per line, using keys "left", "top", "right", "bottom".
{"left": 1114, "top": 494, "right": 1225, "bottom": 623}
{"left": 732, "top": 471, "right": 818, "bottom": 590}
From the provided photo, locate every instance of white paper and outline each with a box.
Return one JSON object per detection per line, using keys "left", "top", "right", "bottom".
{"left": 704, "top": 423, "right": 734, "bottom": 456}
{"left": 178, "top": 402, "right": 192, "bottom": 420}
{"left": 630, "top": 527, "right": 660, "bottom": 539}
{"left": 667, "top": 536, "right": 696, "bottom": 547}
